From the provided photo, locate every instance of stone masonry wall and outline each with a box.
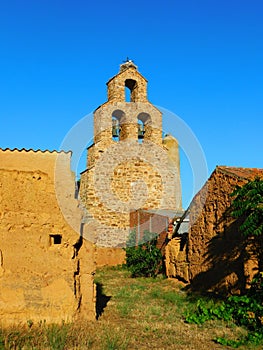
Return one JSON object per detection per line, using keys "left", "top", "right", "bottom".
{"left": 107, "top": 63, "right": 147, "bottom": 103}
{"left": 93, "top": 102, "right": 163, "bottom": 146}
{"left": 80, "top": 63, "right": 182, "bottom": 266}
{"left": 0, "top": 149, "right": 96, "bottom": 324}
{"left": 80, "top": 136, "right": 181, "bottom": 250}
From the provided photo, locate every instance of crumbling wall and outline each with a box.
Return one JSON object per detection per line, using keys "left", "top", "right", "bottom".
{"left": 166, "top": 166, "right": 263, "bottom": 294}
{"left": 165, "top": 237, "right": 188, "bottom": 282}
{"left": 188, "top": 167, "right": 260, "bottom": 295}
{"left": 0, "top": 149, "right": 96, "bottom": 325}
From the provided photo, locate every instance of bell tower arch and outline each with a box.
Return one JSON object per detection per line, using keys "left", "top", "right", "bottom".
{"left": 93, "top": 59, "right": 163, "bottom": 146}
{"left": 107, "top": 60, "right": 147, "bottom": 103}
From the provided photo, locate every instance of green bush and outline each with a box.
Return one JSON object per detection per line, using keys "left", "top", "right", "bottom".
{"left": 185, "top": 293, "right": 263, "bottom": 347}
{"left": 124, "top": 230, "right": 163, "bottom": 277}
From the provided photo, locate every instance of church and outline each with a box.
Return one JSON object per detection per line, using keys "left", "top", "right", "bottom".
{"left": 79, "top": 60, "right": 182, "bottom": 265}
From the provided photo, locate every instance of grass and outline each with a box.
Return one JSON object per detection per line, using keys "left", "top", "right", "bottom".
{"left": 0, "top": 265, "right": 261, "bottom": 349}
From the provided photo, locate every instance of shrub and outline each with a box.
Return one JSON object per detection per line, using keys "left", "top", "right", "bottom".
{"left": 185, "top": 293, "right": 263, "bottom": 347}
{"left": 124, "top": 230, "right": 163, "bottom": 277}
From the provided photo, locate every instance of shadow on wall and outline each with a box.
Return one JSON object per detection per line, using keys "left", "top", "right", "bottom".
{"left": 189, "top": 214, "right": 258, "bottom": 296}
{"left": 95, "top": 283, "right": 111, "bottom": 320}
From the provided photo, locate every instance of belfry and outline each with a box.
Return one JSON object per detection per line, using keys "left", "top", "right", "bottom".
{"left": 80, "top": 61, "right": 182, "bottom": 265}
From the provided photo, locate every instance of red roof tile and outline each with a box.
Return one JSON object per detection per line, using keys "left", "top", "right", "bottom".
{"left": 216, "top": 166, "right": 263, "bottom": 181}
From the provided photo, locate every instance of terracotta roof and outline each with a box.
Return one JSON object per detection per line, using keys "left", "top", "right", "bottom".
{"left": 216, "top": 166, "right": 263, "bottom": 181}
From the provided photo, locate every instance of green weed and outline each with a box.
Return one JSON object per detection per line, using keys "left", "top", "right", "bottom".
{"left": 102, "top": 328, "right": 129, "bottom": 350}
{"left": 185, "top": 294, "right": 263, "bottom": 347}
{"left": 45, "top": 323, "right": 68, "bottom": 350}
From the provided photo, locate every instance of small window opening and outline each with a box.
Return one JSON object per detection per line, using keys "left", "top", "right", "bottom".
{"left": 50, "top": 234, "right": 62, "bottom": 245}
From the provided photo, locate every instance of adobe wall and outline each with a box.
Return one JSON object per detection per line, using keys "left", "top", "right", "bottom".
{"left": 95, "top": 247, "right": 126, "bottom": 267}
{"left": 0, "top": 149, "right": 96, "bottom": 325}
{"left": 165, "top": 237, "right": 188, "bottom": 282}
{"left": 187, "top": 169, "right": 257, "bottom": 295}
{"left": 165, "top": 167, "right": 263, "bottom": 294}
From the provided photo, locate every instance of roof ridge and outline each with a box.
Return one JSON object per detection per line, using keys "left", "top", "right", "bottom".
{"left": 0, "top": 148, "right": 71, "bottom": 154}
{"left": 217, "top": 165, "right": 263, "bottom": 170}
{"left": 216, "top": 165, "right": 263, "bottom": 180}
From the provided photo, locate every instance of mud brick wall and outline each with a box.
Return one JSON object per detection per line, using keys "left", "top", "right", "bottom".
{"left": 0, "top": 149, "right": 96, "bottom": 324}
{"left": 165, "top": 237, "right": 189, "bottom": 282}
{"left": 188, "top": 166, "right": 263, "bottom": 295}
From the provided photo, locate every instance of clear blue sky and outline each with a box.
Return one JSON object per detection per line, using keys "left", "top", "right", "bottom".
{"left": 0, "top": 0, "right": 262, "bottom": 208}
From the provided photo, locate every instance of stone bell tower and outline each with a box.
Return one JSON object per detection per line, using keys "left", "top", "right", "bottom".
{"left": 80, "top": 60, "right": 182, "bottom": 265}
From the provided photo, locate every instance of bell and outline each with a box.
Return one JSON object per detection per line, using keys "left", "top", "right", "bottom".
{"left": 138, "top": 123, "right": 145, "bottom": 139}
{"left": 112, "top": 125, "right": 120, "bottom": 138}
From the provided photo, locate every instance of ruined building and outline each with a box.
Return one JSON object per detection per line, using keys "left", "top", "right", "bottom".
{"left": 0, "top": 149, "right": 96, "bottom": 324}
{"left": 80, "top": 61, "right": 182, "bottom": 265}
{"left": 166, "top": 166, "right": 263, "bottom": 295}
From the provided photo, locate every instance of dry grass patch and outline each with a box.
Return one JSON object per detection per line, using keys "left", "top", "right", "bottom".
{"left": 0, "top": 265, "right": 260, "bottom": 349}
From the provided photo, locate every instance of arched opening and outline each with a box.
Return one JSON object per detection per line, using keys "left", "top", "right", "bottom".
{"left": 112, "top": 110, "right": 125, "bottom": 141}
{"left": 125, "top": 79, "right": 137, "bottom": 102}
{"left": 112, "top": 116, "right": 120, "bottom": 141}
{"left": 125, "top": 86, "right": 130, "bottom": 102}
{"left": 137, "top": 113, "right": 151, "bottom": 142}
{"left": 137, "top": 119, "right": 144, "bottom": 143}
